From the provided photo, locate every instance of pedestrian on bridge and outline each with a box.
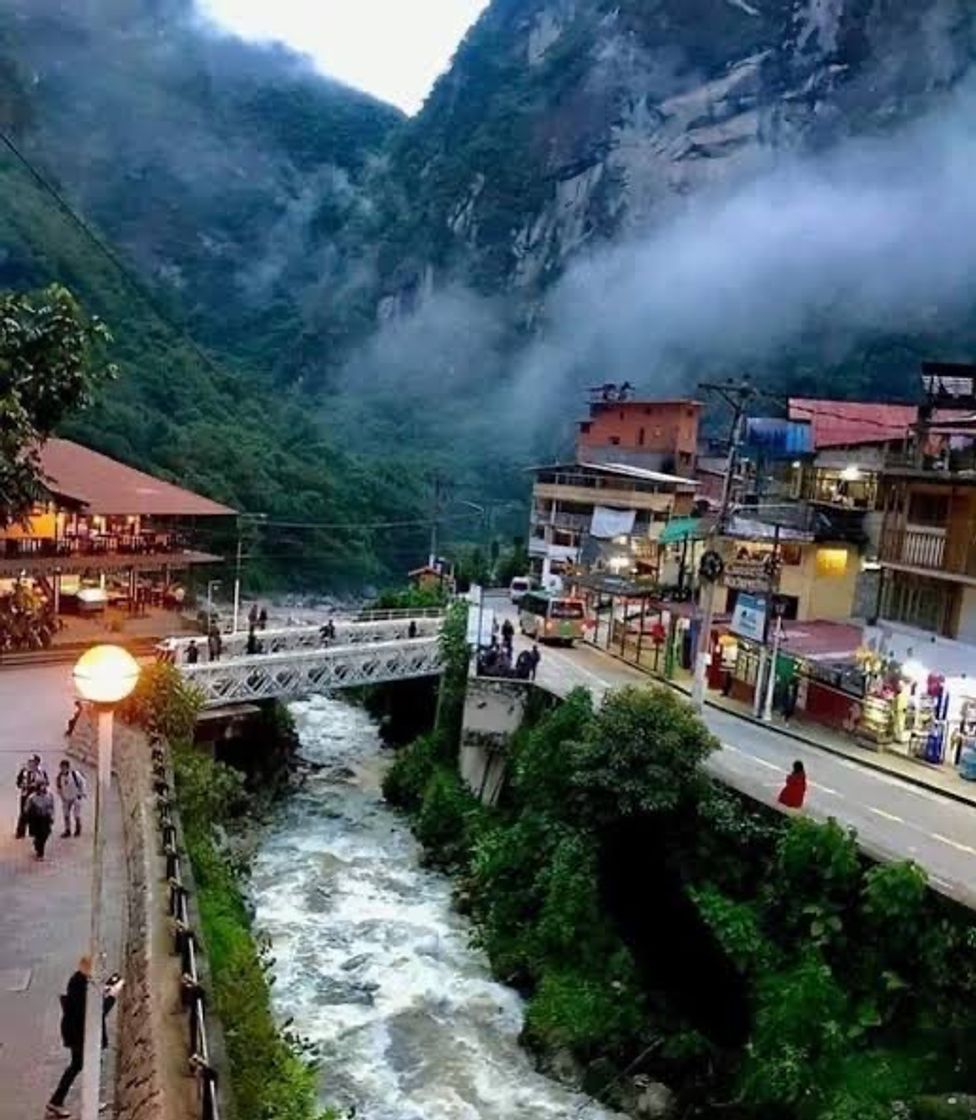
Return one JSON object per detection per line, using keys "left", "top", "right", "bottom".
{"left": 186, "top": 639, "right": 199, "bottom": 664}
{"left": 46, "top": 957, "right": 123, "bottom": 1119}
{"left": 408, "top": 620, "right": 417, "bottom": 639}
{"left": 258, "top": 606, "right": 268, "bottom": 630}
{"left": 56, "top": 759, "right": 88, "bottom": 838}
{"left": 777, "top": 760, "right": 807, "bottom": 811}
{"left": 501, "top": 618, "right": 514, "bottom": 653}
{"left": 26, "top": 779, "right": 55, "bottom": 858}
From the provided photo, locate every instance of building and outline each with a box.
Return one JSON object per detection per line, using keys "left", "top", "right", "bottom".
{"left": 577, "top": 388, "right": 701, "bottom": 475}
{"left": 0, "top": 438, "right": 235, "bottom": 612}
{"left": 875, "top": 367, "right": 976, "bottom": 641}
{"left": 527, "top": 460, "right": 699, "bottom": 585}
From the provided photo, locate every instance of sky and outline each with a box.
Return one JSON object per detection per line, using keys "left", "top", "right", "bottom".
{"left": 197, "top": 0, "right": 490, "bottom": 113}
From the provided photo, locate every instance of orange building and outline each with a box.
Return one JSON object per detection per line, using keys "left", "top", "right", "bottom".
{"left": 577, "top": 394, "right": 701, "bottom": 475}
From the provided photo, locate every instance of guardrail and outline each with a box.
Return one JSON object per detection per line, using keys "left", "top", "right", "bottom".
{"left": 151, "top": 740, "right": 220, "bottom": 1120}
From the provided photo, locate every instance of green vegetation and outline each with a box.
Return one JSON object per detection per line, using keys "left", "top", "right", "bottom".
{"left": 385, "top": 671, "right": 976, "bottom": 1118}
{"left": 122, "top": 666, "right": 333, "bottom": 1120}
{"left": 0, "top": 283, "right": 114, "bottom": 523}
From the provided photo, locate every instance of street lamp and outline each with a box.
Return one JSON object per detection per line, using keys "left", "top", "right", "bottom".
{"left": 233, "top": 513, "right": 267, "bottom": 634}
{"left": 73, "top": 644, "right": 140, "bottom": 1120}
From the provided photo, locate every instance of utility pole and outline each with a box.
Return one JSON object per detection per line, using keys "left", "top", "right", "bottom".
{"left": 428, "top": 472, "right": 447, "bottom": 569}
{"left": 691, "top": 377, "right": 756, "bottom": 711}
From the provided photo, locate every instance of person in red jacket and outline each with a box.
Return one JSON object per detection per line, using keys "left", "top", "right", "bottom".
{"left": 778, "top": 760, "right": 807, "bottom": 810}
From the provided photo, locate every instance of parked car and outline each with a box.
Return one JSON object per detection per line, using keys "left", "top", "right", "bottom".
{"left": 509, "top": 576, "right": 537, "bottom": 604}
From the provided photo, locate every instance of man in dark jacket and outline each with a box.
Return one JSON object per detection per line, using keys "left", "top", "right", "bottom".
{"left": 47, "top": 957, "right": 123, "bottom": 1118}
{"left": 15, "top": 753, "right": 47, "bottom": 838}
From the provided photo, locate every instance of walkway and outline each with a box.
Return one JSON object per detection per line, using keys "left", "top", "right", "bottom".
{"left": 0, "top": 664, "right": 124, "bottom": 1120}
{"left": 498, "top": 604, "right": 976, "bottom": 909}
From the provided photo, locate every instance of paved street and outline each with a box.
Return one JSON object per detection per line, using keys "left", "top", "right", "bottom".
{"left": 496, "top": 603, "right": 976, "bottom": 909}
{"left": 0, "top": 664, "right": 123, "bottom": 1120}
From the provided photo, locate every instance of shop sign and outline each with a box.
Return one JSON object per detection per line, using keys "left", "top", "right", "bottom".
{"left": 725, "top": 557, "right": 775, "bottom": 592}
{"left": 731, "top": 593, "right": 768, "bottom": 642}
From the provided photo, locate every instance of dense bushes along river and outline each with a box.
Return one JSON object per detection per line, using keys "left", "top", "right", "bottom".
{"left": 382, "top": 610, "right": 976, "bottom": 1119}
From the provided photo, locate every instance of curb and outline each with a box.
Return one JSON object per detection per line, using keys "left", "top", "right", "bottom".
{"left": 589, "top": 642, "right": 976, "bottom": 811}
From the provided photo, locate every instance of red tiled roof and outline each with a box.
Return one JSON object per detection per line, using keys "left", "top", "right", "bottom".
{"left": 788, "top": 399, "right": 918, "bottom": 449}
{"left": 38, "top": 439, "right": 235, "bottom": 517}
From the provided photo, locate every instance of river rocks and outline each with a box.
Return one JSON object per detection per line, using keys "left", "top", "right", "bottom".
{"left": 627, "top": 1077, "right": 675, "bottom": 1120}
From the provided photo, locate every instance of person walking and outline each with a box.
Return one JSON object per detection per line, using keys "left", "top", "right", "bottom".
{"left": 501, "top": 618, "right": 514, "bottom": 653}
{"left": 64, "top": 700, "right": 84, "bottom": 738}
{"left": 408, "top": 620, "right": 418, "bottom": 639}
{"left": 248, "top": 602, "right": 259, "bottom": 630}
{"left": 258, "top": 607, "right": 268, "bottom": 630}
{"left": 782, "top": 676, "right": 800, "bottom": 724}
{"left": 15, "top": 754, "right": 48, "bottom": 838}
{"left": 777, "top": 760, "right": 807, "bottom": 811}
{"left": 26, "top": 779, "right": 56, "bottom": 858}
{"left": 186, "top": 639, "right": 199, "bottom": 665}
{"left": 56, "top": 759, "right": 88, "bottom": 838}
{"left": 47, "top": 957, "right": 123, "bottom": 1119}
{"left": 529, "top": 644, "right": 541, "bottom": 681}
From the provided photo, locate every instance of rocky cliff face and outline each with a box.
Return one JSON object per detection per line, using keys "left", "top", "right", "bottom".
{"left": 377, "top": 0, "right": 974, "bottom": 309}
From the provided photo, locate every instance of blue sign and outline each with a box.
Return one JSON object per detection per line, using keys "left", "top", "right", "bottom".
{"left": 731, "top": 594, "right": 768, "bottom": 642}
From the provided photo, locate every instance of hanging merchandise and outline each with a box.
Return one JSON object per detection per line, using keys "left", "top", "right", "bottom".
{"left": 958, "top": 698, "right": 976, "bottom": 779}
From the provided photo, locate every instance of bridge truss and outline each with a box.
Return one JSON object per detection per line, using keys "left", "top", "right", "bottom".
{"left": 181, "top": 636, "right": 443, "bottom": 707}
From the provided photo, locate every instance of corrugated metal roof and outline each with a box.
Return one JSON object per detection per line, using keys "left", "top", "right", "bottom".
{"left": 38, "top": 439, "right": 236, "bottom": 517}
{"left": 787, "top": 399, "right": 917, "bottom": 449}
{"left": 527, "top": 461, "right": 698, "bottom": 486}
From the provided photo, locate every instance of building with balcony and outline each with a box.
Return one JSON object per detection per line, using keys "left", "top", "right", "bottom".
{"left": 877, "top": 469, "right": 976, "bottom": 640}
{"left": 0, "top": 438, "right": 235, "bottom": 614}
{"left": 527, "top": 460, "right": 698, "bottom": 584}
{"left": 577, "top": 389, "right": 701, "bottom": 475}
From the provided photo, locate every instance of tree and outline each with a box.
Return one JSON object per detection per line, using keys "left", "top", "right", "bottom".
{"left": 0, "top": 285, "right": 115, "bottom": 524}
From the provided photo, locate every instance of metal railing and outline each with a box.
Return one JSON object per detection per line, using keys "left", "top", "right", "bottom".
{"left": 151, "top": 741, "right": 220, "bottom": 1120}
{"left": 881, "top": 526, "right": 948, "bottom": 571}
{"left": 0, "top": 532, "right": 191, "bottom": 559}
{"left": 160, "top": 615, "right": 443, "bottom": 662}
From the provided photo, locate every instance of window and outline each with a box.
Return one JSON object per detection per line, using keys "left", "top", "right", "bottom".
{"left": 609, "top": 436, "right": 620, "bottom": 446}
{"left": 816, "top": 548, "right": 848, "bottom": 578}
{"left": 638, "top": 427, "right": 645, "bottom": 446}
{"left": 580, "top": 421, "right": 592, "bottom": 434}
{"left": 908, "top": 491, "right": 950, "bottom": 527}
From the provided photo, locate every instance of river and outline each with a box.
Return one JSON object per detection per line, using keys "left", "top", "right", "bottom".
{"left": 250, "top": 694, "right": 620, "bottom": 1120}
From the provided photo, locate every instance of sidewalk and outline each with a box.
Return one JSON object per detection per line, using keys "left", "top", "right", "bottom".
{"left": 589, "top": 641, "right": 976, "bottom": 810}
{"left": 0, "top": 665, "right": 125, "bottom": 1120}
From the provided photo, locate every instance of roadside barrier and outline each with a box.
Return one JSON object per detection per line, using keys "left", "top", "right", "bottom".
{"left": 151, "top": 740, "right": 220, "bottom": 1120}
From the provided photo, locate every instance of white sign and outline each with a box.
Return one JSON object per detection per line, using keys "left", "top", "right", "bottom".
{"left": 590, "top": 506, "right": 637, "bottom": 539}
{"left": 731, "top": 594, "right": 768, "bottom": 642}
{"left": 465, "top": 590, "right": 495, "bottom": 647}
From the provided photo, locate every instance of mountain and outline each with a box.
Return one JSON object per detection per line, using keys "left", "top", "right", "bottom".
{"left": 0, "top": 0, "right": 431, "bottom": 587}
{"left": 363, "top": 0, "right": 976, "bottom": 414}
{"left": 3, "top": 0, "right": 976, "bottom": 587}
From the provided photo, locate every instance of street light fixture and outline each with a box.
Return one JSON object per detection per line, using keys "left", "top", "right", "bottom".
{"left": 73, "top": 644, "right": 140, "bottom": 1120}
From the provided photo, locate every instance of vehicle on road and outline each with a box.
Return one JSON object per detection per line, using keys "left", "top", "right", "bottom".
{"left": 509, "top": 576, "right": 537, "bottom": 604}
{"left": 518, "top": 591, "right": 586, "bottom": 645}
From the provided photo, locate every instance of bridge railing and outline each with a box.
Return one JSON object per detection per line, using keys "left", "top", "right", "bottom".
{"left": 159, "top": 615, "right": 444, "bottom": 662}
{"left": 180, "top": 636, "right": 444, "bottom": 706}
{"left": 151, "top": 741, "right": 220, "bottom": 1120}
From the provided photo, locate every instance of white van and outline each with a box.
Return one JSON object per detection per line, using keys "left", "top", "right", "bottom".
{"left": 509, "top": 576, "right": 535, "bottom": 604}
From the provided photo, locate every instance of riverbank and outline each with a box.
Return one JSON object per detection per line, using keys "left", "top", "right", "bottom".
{"left": 381, "top": 620, "right": 976, "bottom": 1119}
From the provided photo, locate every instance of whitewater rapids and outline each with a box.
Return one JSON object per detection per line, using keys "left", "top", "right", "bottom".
{"left": 250, "top": 694, "right": 620, "bottom": 1119}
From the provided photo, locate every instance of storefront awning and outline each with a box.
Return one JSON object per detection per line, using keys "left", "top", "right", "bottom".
{"left": 658, "top": 517, "right": 705, "bottom": 545}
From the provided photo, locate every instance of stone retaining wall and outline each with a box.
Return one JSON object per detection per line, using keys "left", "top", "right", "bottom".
{"left": 69, "top": 717, "right": 168, "bottom": 1120}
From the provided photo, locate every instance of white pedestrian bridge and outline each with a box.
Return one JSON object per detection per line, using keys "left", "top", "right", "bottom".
{"left": 166, "top": 611, "right": 445, "bottom": 708}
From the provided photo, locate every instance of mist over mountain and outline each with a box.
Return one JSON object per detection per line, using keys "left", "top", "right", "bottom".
{"left": 3, "top": 0, "right": 976, "bottom": 580}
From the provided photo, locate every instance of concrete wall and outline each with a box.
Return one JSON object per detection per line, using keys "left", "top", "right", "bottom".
{"left": 69, "top": 719, "right": 192, "bottom": 1120}
{"left": 459, "top": 677, "right": 531, "bottom": 806}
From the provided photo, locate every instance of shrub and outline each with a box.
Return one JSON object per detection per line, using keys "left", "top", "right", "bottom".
{"left": 119, "top": 659, "right": 203, "bottom": 741}
{"left": 382, "top": 731, "right": 441, "bottom": 810}
{"left": 523, "top": 967, "right": 644, "bottom": 1059}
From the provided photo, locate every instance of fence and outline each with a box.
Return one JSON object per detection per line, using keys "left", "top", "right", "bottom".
{"left": 151, "top": 740, "right": 220, "bottom": 1120}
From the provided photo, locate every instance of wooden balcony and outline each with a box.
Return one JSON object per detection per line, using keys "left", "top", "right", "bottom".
{"left": 880, "top": 525, "right": 976, "bottom": 580}
{"left": 0, "top": 532, "right": 220, "bottom": 577}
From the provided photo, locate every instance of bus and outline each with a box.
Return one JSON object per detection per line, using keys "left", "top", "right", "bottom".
{"left": 518, "top": 592, "right": 586, "bottom": 646}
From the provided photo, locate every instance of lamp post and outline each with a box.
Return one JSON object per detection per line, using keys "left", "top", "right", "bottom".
{"left": 232, "top": 513, "right": 267, "bottom": 634}
{"left": 72, "top": 645, "right": 140, "bottom": 1120}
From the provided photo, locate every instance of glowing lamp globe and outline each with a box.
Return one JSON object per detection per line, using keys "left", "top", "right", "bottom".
{"left": 73, "top": 645, "right": 140, "bottom": 705}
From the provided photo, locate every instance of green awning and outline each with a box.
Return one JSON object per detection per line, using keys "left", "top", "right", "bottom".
{"left": 658, "top": 517, "right": 704, "bottom": 545}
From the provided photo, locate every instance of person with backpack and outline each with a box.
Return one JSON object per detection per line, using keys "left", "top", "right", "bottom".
{"left": 26, "top": 779, "right": 56, "bottom": 858}
{"left": 56, "top": 759, "right": 88, "bottom": 838}
{"left": 47, "top": 956, "right": 123, "bottom": 1118}
{"left": 15, "top": 753, "right": 48, "bottom": 839}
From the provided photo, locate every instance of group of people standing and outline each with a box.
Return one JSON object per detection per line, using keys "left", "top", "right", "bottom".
{"left": 15, "top": 753, "right": 88, "bottom": 859}
{"left": 477, "top": 616, "right": 541, "bottom": 681}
